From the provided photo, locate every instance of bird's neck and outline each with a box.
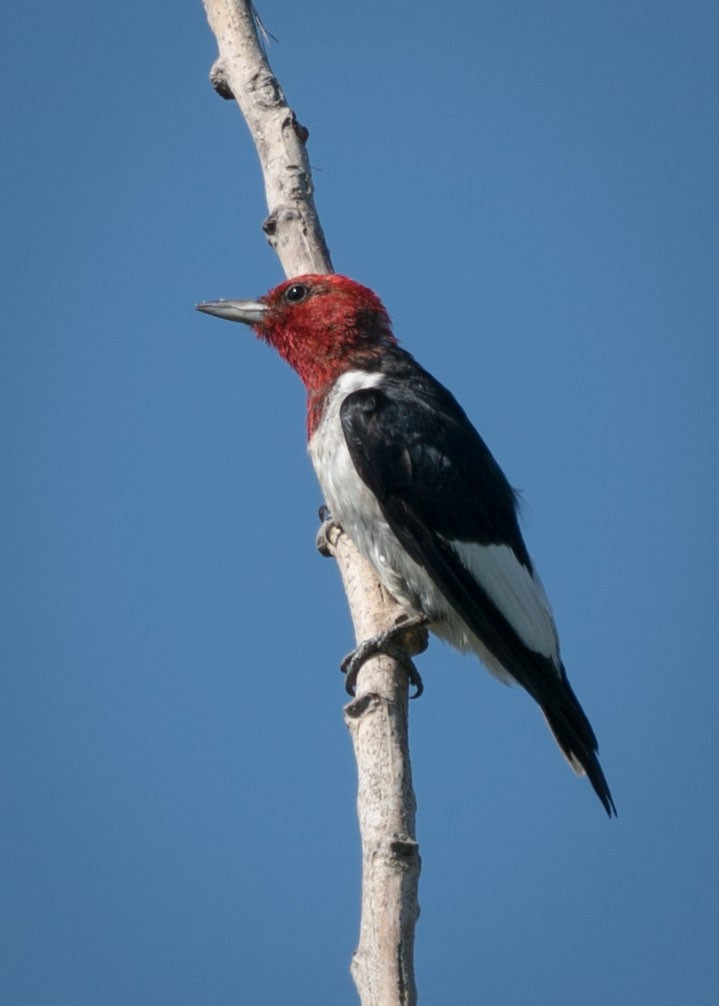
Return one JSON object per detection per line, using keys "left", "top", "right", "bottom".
{"left": 304, "top": 350, "right": 386, "bottom": 437}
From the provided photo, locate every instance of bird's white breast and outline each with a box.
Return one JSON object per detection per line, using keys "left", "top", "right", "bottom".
{"left": 308, "top": 370, "right": 432, "bottom": 610}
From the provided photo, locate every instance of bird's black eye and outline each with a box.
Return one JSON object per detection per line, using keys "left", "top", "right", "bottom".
{"left": 285, "top": 283, "right": 309, "bottom": 303}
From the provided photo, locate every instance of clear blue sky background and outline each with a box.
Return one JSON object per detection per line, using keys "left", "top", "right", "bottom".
{"left": 3, "top": 2, "right": 718, "bottom": 1003}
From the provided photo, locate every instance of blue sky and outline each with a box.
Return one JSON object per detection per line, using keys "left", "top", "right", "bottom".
{"left": 3, "top": 1, "right": 718, "bottom": 1003}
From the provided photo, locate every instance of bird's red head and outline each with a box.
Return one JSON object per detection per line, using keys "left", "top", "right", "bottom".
{"left": 198, "top": 274, "right": 397, "bottom": 396}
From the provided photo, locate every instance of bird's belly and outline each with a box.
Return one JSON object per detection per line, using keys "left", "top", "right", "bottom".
{"left": 313, "top": 433, "right": 422, "bottom": 604}
{"left": 309, "top": 406, "right": 429, "bottom": 606}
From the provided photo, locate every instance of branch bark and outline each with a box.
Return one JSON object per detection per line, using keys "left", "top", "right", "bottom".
{"left": 201, "top": 3, "right": 422, "bottom": 1003}
{"left": 203, "top": 0, "right": 331, "bottom": 276}
{"left": 320, "top": 523, "right": 422, "bottom": 1006}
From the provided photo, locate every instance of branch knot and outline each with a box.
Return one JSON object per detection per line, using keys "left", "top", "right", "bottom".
{"left": 248, "top": 70, "right": 284, "bottom": 107}
{"left": 209, "top": 59, "right": 234, "bottom": 99}
{"left": 387, "top": 836, "right": 421, "bottom": 864}
{"left": 344, "top": 692, "right": 382, "bottom": 720}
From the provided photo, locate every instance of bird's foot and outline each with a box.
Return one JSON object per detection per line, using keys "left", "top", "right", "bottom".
{"left": 316, "top": 505, "right": 342, "bottom": 556}
{"left": 341, "top": 613, "right": 430, "bottom": 699}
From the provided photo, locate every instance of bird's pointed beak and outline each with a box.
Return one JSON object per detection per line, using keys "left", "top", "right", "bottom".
{"left": 196, "top": 299, "right": 268, "bottom": 326}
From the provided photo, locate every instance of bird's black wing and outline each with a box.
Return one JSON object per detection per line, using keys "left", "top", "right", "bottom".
{"left": 340, "top": 373, "right": 615, "bottom": 816}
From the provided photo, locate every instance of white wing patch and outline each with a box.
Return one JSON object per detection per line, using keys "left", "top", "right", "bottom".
{"left": 451, "top": 541, "right": 561, "bottom": 668}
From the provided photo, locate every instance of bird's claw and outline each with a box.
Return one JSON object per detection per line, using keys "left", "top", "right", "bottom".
{"left": 341, "top": 613, "right": 429, "bottom": 698}
{"left": 316, "top": 507, "right": 342, "bottom": 557}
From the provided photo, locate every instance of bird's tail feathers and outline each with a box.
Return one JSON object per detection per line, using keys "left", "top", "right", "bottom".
{"left": 539, "top": 673, "right": 617, "bottom": 817}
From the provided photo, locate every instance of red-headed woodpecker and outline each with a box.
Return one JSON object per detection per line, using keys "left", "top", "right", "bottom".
{"left": 197, "top": 274, "right": 616, "bottom": 816}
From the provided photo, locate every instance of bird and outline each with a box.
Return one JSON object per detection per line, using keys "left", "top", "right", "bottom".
{"left": 197, "top": 274, "right": 616, "bottom": 816}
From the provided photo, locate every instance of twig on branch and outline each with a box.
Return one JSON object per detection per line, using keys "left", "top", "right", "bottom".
{"left": 201, "top": 3, "right": 422, "bottom": 1003}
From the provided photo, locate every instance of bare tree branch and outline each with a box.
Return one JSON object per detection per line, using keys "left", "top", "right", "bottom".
{"left": 203, "top": 0, "right": 332, "bottom": 275}
{"left": 320, "top": 523, "right": 422, "bottom": 1006}
{"left": 201, "top": 3, "right": 422, "bottom": 1002}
